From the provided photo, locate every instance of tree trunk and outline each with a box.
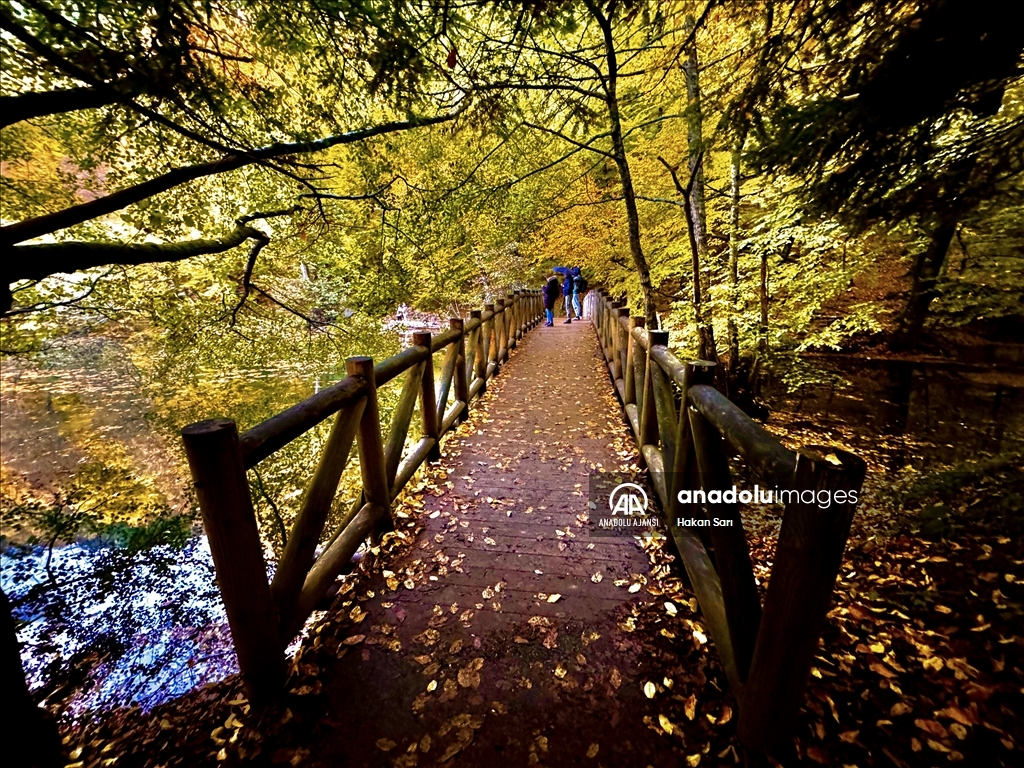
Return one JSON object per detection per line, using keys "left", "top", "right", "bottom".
{"left": 592, "top": 6, "right": 658, "bottom": 327}
{"left": 727, "top": 133, "right": 746, "bottom": 369}
{"left": 892, "top": 218, "right": 958, "bottom": 350}
{"left": 3, "top": 590, "right": 62, "bottom": 767}
{"left": 758, "top": 248, "right": 770, "bottom": 354}
{"left": 682, "top": 15, "right": 717, "bottom": 357}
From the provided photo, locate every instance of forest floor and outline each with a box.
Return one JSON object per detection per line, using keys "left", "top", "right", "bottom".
{"left": 61, "top": 319, "right": 1024, "bottom": 768}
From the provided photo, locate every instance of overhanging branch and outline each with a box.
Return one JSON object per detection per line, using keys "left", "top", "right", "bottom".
{"left": 4, "top": 206, "right": 302, "bottom": 284}
{"left": 2, "top": 105, "right": 469, "bottom": 246}
{"left": 0, "top": 86, "right": 117, "bottom": 128}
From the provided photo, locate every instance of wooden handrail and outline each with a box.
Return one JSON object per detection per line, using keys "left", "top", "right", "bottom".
{"left": 239, "top": 375, "right": 366, "bottom": 468}
{"left": 182, "top": 290, "right": 543, "bottom": 701}
{"left": 589, "top": 288, "right": 865, "bottom": 751}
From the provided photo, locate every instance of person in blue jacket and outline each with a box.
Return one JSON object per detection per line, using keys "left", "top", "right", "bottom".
{"left": 553, "top": 266, "right": 584, "bottom": 323}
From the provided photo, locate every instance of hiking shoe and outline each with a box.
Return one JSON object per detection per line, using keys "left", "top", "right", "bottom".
{"left": 545, "top": 322, "right": 553, "bottom": 327}
{"left": 563, "top": 318, "right": 572, "bottom": 324}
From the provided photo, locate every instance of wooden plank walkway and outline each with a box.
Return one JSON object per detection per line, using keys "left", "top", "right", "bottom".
{"left": 288, "top": 319, "right": 677, "bottom": 766}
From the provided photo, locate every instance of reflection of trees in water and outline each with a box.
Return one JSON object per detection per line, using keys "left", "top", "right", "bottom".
{"left": 4, "top": 536, "right": 232, "bottom": 717}
{"left": 2, "top": 336, "right": 409, "bottom": 718}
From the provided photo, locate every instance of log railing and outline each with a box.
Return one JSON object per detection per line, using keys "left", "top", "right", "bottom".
{"left": 591, "top": 289, "right": 866, "bottom": 751}
{"left": 182, "top": 290, "right": 543, "bottom": 701}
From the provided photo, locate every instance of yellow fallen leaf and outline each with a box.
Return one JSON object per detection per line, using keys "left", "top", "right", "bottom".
{"left": 548, "top": 594, "right": 562, "bottom": 603}
{"left": 643, "top": 681, "right": 656, "bottom": 699}
{"left": 658, "top": 714, "right": 674, "bottom": 735}
{"left": 586, "top": 743, "right": 599, "bottom": 758}
{"left": 684, "top": 694, "right": 697, "bottom": 720}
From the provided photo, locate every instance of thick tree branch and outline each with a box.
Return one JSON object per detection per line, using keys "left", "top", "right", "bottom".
{"left": 0, "top": 86, "right": 117, "bottom": 128}
{"left": 2, "top": 106, "right": 468, "bottom": 246}
{"left": 4, "top": 207, "right": 302, "bottom": 284}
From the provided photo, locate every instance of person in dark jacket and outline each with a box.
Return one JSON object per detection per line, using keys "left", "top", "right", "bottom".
{"left": 542, "top": 275, "right": 560, "bottom": 326}
{"left": 553, "top": 266, "right": 584, "bottom": 322}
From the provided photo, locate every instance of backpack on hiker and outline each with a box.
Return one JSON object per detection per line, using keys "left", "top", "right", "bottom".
{"left": 573, "top": 273, "right": 588, "bottom": 294}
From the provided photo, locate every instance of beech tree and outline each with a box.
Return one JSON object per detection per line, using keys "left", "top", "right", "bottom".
{"left": 747, "top": 0, "right": 1024, "bottom": 348}
{"left": 0, "top": 0, "right": 470, "bottom": 315}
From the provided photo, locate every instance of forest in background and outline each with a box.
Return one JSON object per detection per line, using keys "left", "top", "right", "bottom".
{"left": 2, "top": 0, "right": 1022, "bottom": 727}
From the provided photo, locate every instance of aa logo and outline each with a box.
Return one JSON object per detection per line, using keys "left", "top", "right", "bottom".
{"left": 609, "top": 483, "right": 648, "bottom": 516}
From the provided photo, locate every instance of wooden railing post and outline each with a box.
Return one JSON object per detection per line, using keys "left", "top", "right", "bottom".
{"left": 624, "top": 316, "right": 642, "bottom": 406}
{"left": 467, "top": 309, "right": 482, "bottom": 391}
{"left": 452, "top": 317, "right": 469, "bottom": 422}
{"left": 270, "top": 397, "right": 365, "bottom": 616}
{"left": 637, "top": 329, "right": 664, "bottom": 470}
{"left": 482, "top": 304, "right": 496, "bottom": 383}
{"left": 687, "top": 403, "right": 762, "bottom": 683}
{"left": 738, "top": 447, "right": 866, "bottom": 750}
{"left": 347, "top": 356, "right": 393, "bottom": 537}
{"left": 513, "top": 291, "right": 522, "bottom": 342}
{"left": 495, "top": 298, "right": 507, "bottom": 363}
{"left": 414, "top": 332, "right": 441, "bottom": 461}
{"left": 610, "top": 303, "right": 624, "bottom": 381}
{"left": 616, "top": 308, "right": 630, "bottom": 380}
{"left": 181, "top": 419, "right": 285, "bottom": 701}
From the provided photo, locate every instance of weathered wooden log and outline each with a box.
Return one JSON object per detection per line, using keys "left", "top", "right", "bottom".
{"left": 641, "top": 444, "right": 669, "bottom": 509}
{"left": 631, "top": 324, "right": 651, "bottom": 352}
{"left": 637, "top": 330, "right": 665, "bottom": 469}
{"left": 738, "top": 447, "right": 866, "bottom": 750}
{"left": 625, "top": 403, "right": 641, "bottom": 439}
{"left": 631, "top": 325, "right": 648, "bottom": 442}
{"left": 375, "top": 344, "right": 430, "bottom": 387}
{"left": 347, "top": 357, "right": 393, "bottom": 537}
{"left": 495, "top": 299, "right": 507, "bottom": 362}
{"left": 452, "top": 318, "right": 470, "bottom": 423}
{"left": 441, "top": 400, "right": 467, "bottom": 435}
{"left": 649, "top": 331, "right": 678, "bottom": 476}
{"left": 384, "top": 361, "right": 425, "bottom": 489}
{"left": 287, "top": 501, "right": 381, "bottom": 639}
{"left": 182, "top": 418, "right": 285, "bottom": 700}
{"left": 687, "top": 384, "right": 797, "bottom": 487}
{"left": 391, "top": 437, "right": 438, "bottom": 501}
{"left": 475, "top": 309, "right": 489, "bottom": 388}
{"left": 688, "top": 405, "right": 762, "bottom": 683}
{"left": 430, "top": 327, "right": 461, "bottom": 353}
{"left": 270, "top": 397, "right": 365, "bottom": 613}
{"left": 435, "top": 338, "right": 460, "bottom": 427}
{"left": 483, "top": 303, "right": 496, "bottom": 377}
{"left": 610, "top": 304, "right": 624, "bottom": 381}
{"left": 624, "top": 317, "right": 644, "bottom": 405}
{"left": 465, "top": 310, "right": 481, "bottom": 388}
{"left": 239, "top": 375, "right": 365, "bottom": 469}
{"left": 669, "top": 532, "right": 741, "bottom": 693}
{"left": 617, "top": 309, "right": 630, "bottom": 382}
{"left": 413, "top": 332, "right": 441, "bottom": 462}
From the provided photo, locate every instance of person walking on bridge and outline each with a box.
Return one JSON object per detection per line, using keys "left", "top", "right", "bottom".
{"left": 542, "top": 274, "right": 560, "bottom": 326}
{"left": 553, "top": 266, "right": 584, "bottom": 323}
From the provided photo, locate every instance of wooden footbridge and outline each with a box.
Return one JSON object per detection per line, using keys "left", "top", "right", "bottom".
{"left": 181, "top": 288, "right": 865, "bottom": 760}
